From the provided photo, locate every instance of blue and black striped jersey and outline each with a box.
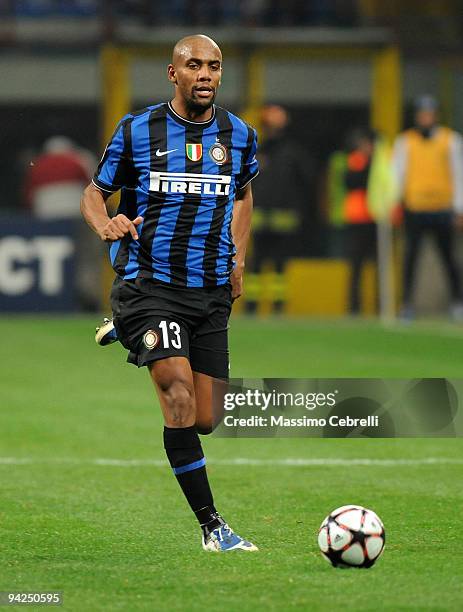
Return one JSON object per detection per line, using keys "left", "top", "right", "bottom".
{"left": 93, "top": 102, "right": 258, "bottom": 287}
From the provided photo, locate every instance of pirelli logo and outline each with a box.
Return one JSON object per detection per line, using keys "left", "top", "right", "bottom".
{"left": 149, "top": 171, "right": 231, "bottom": 196}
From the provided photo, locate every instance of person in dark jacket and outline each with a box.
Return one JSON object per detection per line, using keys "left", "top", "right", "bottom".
{"left": 252, "top": 104, "right": 317, "bottom": 271}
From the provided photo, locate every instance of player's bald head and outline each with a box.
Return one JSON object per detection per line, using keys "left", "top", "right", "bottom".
{"left": 168, "top": 34, "right": 222, "bottom": 116}
{"left": 172, "top": 34, "right": 222, "bottom": 65}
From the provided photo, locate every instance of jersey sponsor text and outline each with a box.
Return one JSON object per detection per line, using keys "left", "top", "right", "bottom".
{"left": 149, "top": 171, "right": 231, "bottom": 196}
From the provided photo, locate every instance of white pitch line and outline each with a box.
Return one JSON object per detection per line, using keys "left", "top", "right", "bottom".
{"left": 0, "top": 457, "right": 462, "bottom": 467}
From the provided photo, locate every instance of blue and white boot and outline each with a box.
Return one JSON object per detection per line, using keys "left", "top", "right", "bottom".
{"left": 202, "top": 523, "right": 258, "bottom": 552}
{"left": 95, "top": 317, "right": 119, "bottom": 346}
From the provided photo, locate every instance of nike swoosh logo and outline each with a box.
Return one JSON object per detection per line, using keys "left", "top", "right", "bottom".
{"left": 155, "top": 148, "right": 177, "bottom": 157}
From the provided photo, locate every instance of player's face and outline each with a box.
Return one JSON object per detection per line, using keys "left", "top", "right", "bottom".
{"left": 169, "top": 43, "right": 222, "bottom": 113}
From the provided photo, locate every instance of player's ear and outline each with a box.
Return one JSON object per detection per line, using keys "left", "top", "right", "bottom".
{"left": 167, "top": 64, "right": 177, "bottom": 85}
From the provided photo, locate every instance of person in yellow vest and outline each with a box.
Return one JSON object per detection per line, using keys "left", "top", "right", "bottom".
{"left": 393, "top": 95, "right": 463, "bottom": 320}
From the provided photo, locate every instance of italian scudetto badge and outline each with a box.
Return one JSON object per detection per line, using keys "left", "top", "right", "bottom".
{"left": 186, "top": 143, "right": 203, "bottom": 161}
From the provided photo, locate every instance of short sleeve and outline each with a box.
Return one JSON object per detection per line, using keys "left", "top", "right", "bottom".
{"left": 237, "top": 128, "right": 259, "bottom": 190}
{"left": 93, "top": 117, "right": 135, "bottom": 193}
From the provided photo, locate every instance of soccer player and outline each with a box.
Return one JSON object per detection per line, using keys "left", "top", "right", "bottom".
{"left": 80, "top": 35, "right": 258, "bottom": 551}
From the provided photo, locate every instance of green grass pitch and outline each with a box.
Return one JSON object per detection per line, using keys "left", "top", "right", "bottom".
{"left": 1, "top": 316, "right": 463, "bottom": 611}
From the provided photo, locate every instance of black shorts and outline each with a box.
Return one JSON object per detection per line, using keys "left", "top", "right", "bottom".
{"left": 110, "top": 276, "right": 232, "bottom": 379}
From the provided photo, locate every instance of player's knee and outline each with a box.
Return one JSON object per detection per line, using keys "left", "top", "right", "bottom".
{"left": 160, "top": 379, "right": 195, "bottom": 427}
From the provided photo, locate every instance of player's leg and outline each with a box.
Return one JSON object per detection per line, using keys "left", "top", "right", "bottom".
{"left": 193, "top": 371, "right": 226, "bottom": 434}
{"left": 149, "top": 356, "right": 218, "bottom": 530}
{"left": 189, "top": 284, "right": 231, "bottom": 433}
{"left": 150, "top": 356, "right": 196, "bottom": 426}
{"left": 149, "top": 356, "right": 257, "bottom": 552}
{"left": 183, "top": 286, "right": 258, "bottom": 551}
{"left": 149, "top": 357, "right": 221, "bottom": 432}
{"left": 149, "top": 357, "right": 220, "bottom": 533}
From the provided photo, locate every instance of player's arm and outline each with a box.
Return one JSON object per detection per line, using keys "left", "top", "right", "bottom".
{"left": 230, "top": 183, "right": 253, "bottom": 300}
{"left": 81, "top": 115, "right": 142, "bottom": 242}
{"left": 80, "top": 183, "right": 142, "bottom": 242}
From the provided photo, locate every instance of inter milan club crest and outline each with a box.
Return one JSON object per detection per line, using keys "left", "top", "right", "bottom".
{"left": 209, "top": 142, "right": 228, "bottom": 165}
{"left": 143, "top": 329, "right": 159, "bottom": 350}
{"left": 186, "top": 143, "right": 202, "bottom": 161}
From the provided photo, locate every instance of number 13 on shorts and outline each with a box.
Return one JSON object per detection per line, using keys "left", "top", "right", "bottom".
{"left": 159, "top": 320, "right": 182, "bottom": 349}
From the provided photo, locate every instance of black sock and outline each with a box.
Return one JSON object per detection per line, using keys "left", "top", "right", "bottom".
{"left": 163, "top": 426, "right": 223, "bottom": 533}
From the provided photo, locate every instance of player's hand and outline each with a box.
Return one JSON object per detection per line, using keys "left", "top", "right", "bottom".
{"left": 99, "top": 215, "right": 143, "bottom": 242}
{"left": 230, "top": 266, "right": 244, "bottom": 301}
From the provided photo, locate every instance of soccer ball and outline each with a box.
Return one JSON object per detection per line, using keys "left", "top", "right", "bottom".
{"left": 318, "top": 505, "right": 385, "bottom": 568}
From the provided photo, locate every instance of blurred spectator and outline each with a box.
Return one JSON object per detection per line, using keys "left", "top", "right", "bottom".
{"left": 333, "top": 127, "right": 396, "bottom": 314}
{"left": 393, "top": 95, "right": 463, "bottom": 320}
{"left": 24, "top": 136, "right": 101, "bottom": 311}
{"left": 24, "top": 136, "right": 92, "bottom": 218}
{"left": 342, "top": 127, "right": 377, "bottom": 314}
{"left": 252, "top": 104, "right": 316, "bottom": 271}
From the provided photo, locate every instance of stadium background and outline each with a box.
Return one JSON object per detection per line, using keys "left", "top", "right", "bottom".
{"left": 1, "top": 2, "right": 463, "bottom": 611}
